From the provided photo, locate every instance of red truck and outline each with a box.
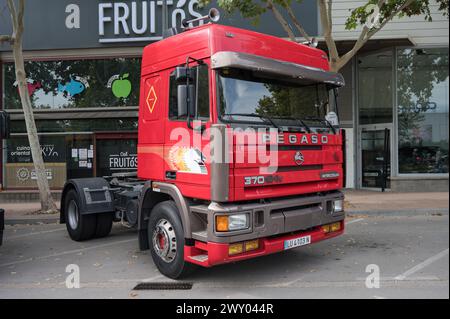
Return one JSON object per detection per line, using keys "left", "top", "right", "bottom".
{"left": 59, "top": 11, "right": 346, "bottom": 279}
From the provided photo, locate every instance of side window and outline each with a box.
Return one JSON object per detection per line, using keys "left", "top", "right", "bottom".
{"left": 168, "top": 64, "right": 210, "bottom": 120}
{"left": 168, "top": 72, "right": 179, "bottom": 119}
{"left": 196, "top": 64, "right": 209, "bottom": 119}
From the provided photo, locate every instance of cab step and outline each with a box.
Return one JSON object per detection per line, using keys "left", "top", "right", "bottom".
{"left": 189, "top": 254, "right": 208, "bottom": 263}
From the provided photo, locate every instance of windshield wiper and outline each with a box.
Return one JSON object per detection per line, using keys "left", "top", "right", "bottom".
{"left": 222, "top": 113, "right": 281, "bottom": 130}
{"left": 303, "top": 116, "right": 336, "bottom": 134}
{"left": 269, "top": 116, "right": 311, "bottom": 134}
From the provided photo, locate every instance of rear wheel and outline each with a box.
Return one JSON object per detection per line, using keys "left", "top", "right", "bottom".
{"left": 64, "top": 189, "right": 96, "bottom": 241}
{"left": 95, "top": 213, "right": 113, "bottom": 238}
{"left": 148, "top": 201, "right": 196, "bottom": 279}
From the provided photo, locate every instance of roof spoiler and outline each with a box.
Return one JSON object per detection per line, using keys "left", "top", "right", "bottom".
{"left": 211, "top": 51, "right": 345, "bottom": 87}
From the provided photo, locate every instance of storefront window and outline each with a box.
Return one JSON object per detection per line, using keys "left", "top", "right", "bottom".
{"left": 5, "top": 136, "right": 69, "bottom": 189}
{"left": 397, "top": 48, "right": 449, "bottom": 174}
{"left": 96, "top": 139, "right": 138, "bottom": 177}
{"left": 4, "top": 133, "right": 139, "bottom": 189}
{"left": 358, "top": 50, "right": 393, "bottom": 125}
{"left": 3, "top": 58, "right": 141, "bottom": 109}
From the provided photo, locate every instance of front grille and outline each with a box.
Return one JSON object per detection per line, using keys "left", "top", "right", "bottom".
{"left": 268, "top": 145, "right": 322, "bottom": 151}
{"left": 275, "top": 165, "right": 323, "bottom": 172}
{"left": 271, "top": 203, "right": 321, "bottom": 215}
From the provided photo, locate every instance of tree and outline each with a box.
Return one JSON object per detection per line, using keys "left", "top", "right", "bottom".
{"left": 200, "top": 0, "right": 449, "bottom": 72}
{"left": 0, "top": 0, "right": 58, "bottom": 212}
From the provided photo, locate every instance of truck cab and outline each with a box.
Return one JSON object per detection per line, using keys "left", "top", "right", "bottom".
{"left": 60, "top": 21, "right": 346, "bottom": 279}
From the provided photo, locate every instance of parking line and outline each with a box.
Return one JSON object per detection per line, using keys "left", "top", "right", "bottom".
{"left": 395, "top": 248, "right": 449, "bottom": 281}
{"left": 6, "top": 227, "right": 66, "bottom": 240}
{"left": 0, "top": 238, "right": 137, "bottom": 268}
{"left": 346, "top": 218, "right": 364, "bottom": 225}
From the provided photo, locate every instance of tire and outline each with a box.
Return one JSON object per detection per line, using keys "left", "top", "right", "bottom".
{"left": 95, "top": 213, "right": 113, "bottom": 238}
{"left": 64, "top": 189, "right": 97, "bottom": 241}
{"left": 148, "top": 201, "right": 196, "bottom": 279}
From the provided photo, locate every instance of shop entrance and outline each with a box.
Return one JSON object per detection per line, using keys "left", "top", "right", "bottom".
{"left": 94, "top": 133, "right": 138, "bottom": 177}
{"left": 360, "top": 124, "right": 391, "bottom": 191}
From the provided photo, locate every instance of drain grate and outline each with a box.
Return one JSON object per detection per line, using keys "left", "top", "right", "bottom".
{"left": 133, "top": 282, "right": 193, "bottom": 290}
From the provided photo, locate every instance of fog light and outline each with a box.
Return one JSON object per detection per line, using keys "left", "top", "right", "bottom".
{"left": 322, "top": 225, "right": 331, "bottom": 233}
{"left": 245, "top": 239, "right": 259, "bottom": 252}
{"left": 330, "top": 222, "right": 341, "bottom": 232}
{"left": 229, "top": 243, "right": 244, "bottom": 256}
{"left": 334, "top": 199, "right": 344, "bottom": 213}
{"left": 323, "top": 222, "right": 341, "bottom": 234}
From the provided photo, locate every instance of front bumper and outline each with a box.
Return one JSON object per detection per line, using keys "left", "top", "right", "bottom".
{"left": 185, "top": 191, "right": 345, "bottom": 267}
{"left": 185, "top": 220, "right": 345, "bottom": 267}
{"left": 189, "top": 191, "right": 345, "bottom": 244}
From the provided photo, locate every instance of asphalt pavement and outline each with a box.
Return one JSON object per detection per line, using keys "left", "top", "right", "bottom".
{"left": 0, "top": 214, "right": 448, "bottom": 299}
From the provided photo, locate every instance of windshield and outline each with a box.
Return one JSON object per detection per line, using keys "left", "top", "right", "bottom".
{"left": 217, "top": 68, "right": 339, "bottom": 132}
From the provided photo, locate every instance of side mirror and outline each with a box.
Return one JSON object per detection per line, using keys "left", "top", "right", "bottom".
{"left": 177, "top": 84, "right": 196, "bottom": 118}
{"left": 0, "top": 110, "right": 10, "bottom": 140}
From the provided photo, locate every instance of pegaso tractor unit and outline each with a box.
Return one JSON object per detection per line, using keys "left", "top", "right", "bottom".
{"left": 60, "top": 9, "right": 346, "bottom": 279}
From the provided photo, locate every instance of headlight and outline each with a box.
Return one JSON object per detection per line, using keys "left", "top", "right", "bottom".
{"left": 333, "top": 199, "right": 344, "bottom": 213}
{"left": 216, "top": 214, "right": 250, "bottom": 232}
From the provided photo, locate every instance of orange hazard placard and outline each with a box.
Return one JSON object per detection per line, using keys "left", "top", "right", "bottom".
{"left": 146, "top": 85, "right": 157, "bottom": 113}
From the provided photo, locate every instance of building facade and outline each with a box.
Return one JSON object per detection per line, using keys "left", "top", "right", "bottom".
{"left": 330, "top": 0, "right": 449, "bottom": 191}
{"left": 0, "top": 0, "right": 448, "bottom": 192}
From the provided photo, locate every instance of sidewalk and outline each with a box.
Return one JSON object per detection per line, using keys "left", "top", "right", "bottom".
{"left": 1, "top": 190, "right": 448, "bottom": 224}
{"left": 343, "top": 190, "right": 449, "bottom": 215}
{"left": 1, "top": 202, "right": 61, "bottom": 224}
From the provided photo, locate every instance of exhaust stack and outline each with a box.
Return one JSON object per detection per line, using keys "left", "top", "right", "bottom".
{"left": 182, "top": 8, "right": 220, "bottom": 28}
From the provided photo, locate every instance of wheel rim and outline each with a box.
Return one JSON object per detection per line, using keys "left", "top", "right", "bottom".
{"left": 152, "top": 219, "right": 177, "bottom": 263}
{"left": 67, "top": 200, "right": 79, "bottom": 230}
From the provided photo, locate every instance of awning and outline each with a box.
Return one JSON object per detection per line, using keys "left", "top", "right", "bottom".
{"left": 317, "top": 35, "right": 416, "bottom": 55}
{"left": 211, "top": 51, "right": 345, "bottom": 87}
{"left": 7, "top": 106, "right": 138, "bottom": 121}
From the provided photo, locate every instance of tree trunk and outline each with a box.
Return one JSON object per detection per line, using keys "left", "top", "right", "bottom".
{"left": 12, "top": 40, "right": 57, "bottom": 212}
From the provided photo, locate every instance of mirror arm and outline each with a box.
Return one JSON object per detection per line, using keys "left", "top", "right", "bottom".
{"left": 186, "top": 62, "right": 192, "bottom": 129}
{"left": 184, "top": 56, "right": 203, "bottom": 129}
{"left": 333, "top": 88, "right": 340, "bottom": 121}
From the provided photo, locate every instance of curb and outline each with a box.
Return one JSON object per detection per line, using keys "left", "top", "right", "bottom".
{"left": 347, "top": 208, "right": 449, "bottom": 217}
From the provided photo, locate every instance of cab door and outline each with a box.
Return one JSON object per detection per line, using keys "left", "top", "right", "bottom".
{"left": 163, "top": 62, "right": 212, "bottom": 200}
{"left": 138, "top": 74, "right": 166, "bottom": 180}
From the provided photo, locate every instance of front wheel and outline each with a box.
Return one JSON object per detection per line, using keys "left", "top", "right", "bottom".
{"left": 148, "top": 201, "right": 196, "bottom": 279}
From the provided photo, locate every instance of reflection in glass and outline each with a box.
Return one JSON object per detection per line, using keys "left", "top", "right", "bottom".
{"left": 3, "top": 58, "right": 141, "bottom": 109}
{"left": 358, "top": 50, "right": 393, "bottom": 125}
{"left": 397, "top": 48, "right": 449, "bottom": 174}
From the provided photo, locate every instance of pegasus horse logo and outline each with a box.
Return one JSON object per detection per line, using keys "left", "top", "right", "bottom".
{"left": 294, "top": 151, "right": 305, "bottom": 166}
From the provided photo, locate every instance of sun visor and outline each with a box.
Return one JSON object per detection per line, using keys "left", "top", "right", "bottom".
{"left": 211, "top": 51, "right": 345, "bottom": 87}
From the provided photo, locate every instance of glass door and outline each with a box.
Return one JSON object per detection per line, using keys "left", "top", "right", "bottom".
{"left": 360, "top": 125, "right": 391, "bottom": 191}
